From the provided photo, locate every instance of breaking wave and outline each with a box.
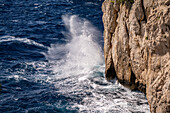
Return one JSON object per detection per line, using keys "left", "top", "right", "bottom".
{"left": 40, "top": 15, "right": 150, "bottom": 113}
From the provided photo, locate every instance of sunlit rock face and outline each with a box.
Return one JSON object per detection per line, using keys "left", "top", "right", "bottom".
{"left": 102, "top": 0, "right": 170, "bottom": 112}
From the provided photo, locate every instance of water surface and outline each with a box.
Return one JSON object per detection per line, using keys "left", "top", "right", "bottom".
{"left": 0, "top": 0, "right": 150, "bottom": 112}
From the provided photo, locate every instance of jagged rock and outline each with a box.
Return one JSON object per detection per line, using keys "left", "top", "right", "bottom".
{"left": 102, "top": 0, "right": 118, "bottom": 80}
{"left": 102, "top": 0, "right": 170, "bottom": 113}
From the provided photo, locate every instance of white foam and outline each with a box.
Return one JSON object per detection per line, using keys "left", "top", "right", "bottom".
{"left": 0, "top": 35, "right": 48, "bottom": 49}
{"left": 45, "top": 15, "right": 104, "bottom": 79}
{"left": 85, "top": 2, "right": 98, "bottom": 6}
{"left": 33, "top": 15, "right": 150, "bottom": 113}
{"left": 7, "top": 75, "right": 27, "bottom": 81}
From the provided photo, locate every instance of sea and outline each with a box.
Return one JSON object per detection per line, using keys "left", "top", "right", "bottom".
{"left": 0, "top": 0, "right": 150, "bottom": 113}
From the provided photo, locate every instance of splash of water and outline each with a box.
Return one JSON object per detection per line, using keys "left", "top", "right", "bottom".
{"left": 45, "top": 15, "right": 104, "bottom": 78}
{"left": 38, "top": 15, "right": 150, "bottom": 113}
{"left": 0, "top": 15, "right": 150, "bottom": 113}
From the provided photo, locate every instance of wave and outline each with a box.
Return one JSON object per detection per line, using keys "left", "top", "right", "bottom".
{"left": 40, "top": 15, "right": 150, "bottom": 113}
{"left": 44, "top": 15, "right": 104, "bottom": 79}
{"left": 5, "top": 15, "right": 149, "bottom": 113}
{"left": 0, "top": 35, "right": 48, "bottom": 49}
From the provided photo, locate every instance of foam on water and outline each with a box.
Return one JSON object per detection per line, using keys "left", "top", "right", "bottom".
{"left": 41, "top": 15, "right": 150, "bottom": 112}
{"left": 44, "top": 15, "right": 104, "bottom": 79}
{"left": 0, "top": 14, "right": 150, "bottom": 112}
{"left": 0, "top": 0, "right": 150, "bottom": 111}
{"left": 0, "top": 35, "right": 48, "bottom": 49}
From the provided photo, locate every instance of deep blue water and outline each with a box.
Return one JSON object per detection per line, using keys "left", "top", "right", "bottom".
{"left": 0, "top": 0, "right": 150, "bottom": 113}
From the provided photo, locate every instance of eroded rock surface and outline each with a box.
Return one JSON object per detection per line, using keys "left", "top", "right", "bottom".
{"left": 102, "top": 0, "right": 170, "bottom": 112}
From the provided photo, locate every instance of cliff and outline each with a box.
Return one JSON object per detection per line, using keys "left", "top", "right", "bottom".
{"left": 102, "top": 0, "right": 170, "bottom": 112}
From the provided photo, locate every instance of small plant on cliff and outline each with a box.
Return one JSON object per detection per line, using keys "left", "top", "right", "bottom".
{"left": 157, "top": 16, "right": 160, "bottom": 20}
{"left": 110, "top": 0, "right": 115, "bottom": 3}
{"left": 145, "top": 36, "right": 148, "bottom": 40}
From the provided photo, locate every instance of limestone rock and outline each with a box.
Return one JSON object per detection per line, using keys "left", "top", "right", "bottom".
{"left": 102, "top": 0, "right": 118, "bottom": 80}
{"left": 102, "top": 0, "right": 170, "bottom": 112}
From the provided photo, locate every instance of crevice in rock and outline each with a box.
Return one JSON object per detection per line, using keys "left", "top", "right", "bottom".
{"left": 130, "top": 69, "right": 136, "bottom": 85}
{"left": 110, "top": 33, "right": 114, "bottom": 39}
{"left": 125, "top": 21, "right": 129, "bottom": 38}
{"left": 141, "top": 0, "right": 147, "bottom": 22}
{"left": 130, "top": 69, "right": 146, "bottom": 93}
{"left": 116, "top": 68, "right": 138, "bottom": 90}
{"left": 136, "top": 81, "right": 146, "bottom": 94}
{"left": 138, "top": 19, "right": 142, "bottom": 35}
{"left": 130, "top": 67, "right": 146, "bottom": 93}
{"left": 105, "top": 58, "right": 117, "bottom": 81}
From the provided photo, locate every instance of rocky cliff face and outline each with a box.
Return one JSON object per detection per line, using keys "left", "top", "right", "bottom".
{"left": 102, "top": 0, "right": 170, "bottom": 112}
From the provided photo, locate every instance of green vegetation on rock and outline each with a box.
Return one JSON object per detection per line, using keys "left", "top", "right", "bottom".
{"left": 145, "top": 36, "right": 148, "bottom": 40}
